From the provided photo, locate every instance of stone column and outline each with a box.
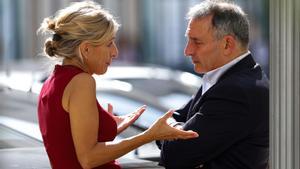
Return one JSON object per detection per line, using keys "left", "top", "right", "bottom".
{"left": 270, "top": 0, "right": 300, "bottom": 168}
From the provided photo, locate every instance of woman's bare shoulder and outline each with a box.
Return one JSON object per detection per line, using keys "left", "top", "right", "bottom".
{"left": 70, "top": 73, "right": 96, "bottom": 90}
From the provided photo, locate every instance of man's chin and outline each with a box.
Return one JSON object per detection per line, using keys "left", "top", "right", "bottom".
{"left": 194, "top": 67, "right": 205, "bottom": 74}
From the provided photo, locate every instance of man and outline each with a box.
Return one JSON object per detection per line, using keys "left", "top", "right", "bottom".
{"left": 158, "top": 1, "right": 269, "bottom": 169}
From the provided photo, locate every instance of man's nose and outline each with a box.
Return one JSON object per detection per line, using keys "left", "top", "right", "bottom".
{"left": 184, "top": 42, "right": 193, "bottom": 57}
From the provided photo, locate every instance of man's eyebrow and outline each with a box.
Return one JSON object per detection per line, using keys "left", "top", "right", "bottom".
{"left": 188, "top": 37, "right": 201, "bottom": 41}
{"left": 184, "top": 32, "right": 201, "bottom": 41}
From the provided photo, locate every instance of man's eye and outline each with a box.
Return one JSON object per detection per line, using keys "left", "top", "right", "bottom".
{"left": 195, "top": 41, "right": 203, "bottom": 45}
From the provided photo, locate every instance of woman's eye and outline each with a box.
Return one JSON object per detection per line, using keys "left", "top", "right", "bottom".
{"left": 107, "top": 42, "right": 113, "bottom": 47}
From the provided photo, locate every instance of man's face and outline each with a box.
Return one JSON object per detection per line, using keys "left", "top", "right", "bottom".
{"left": 184, "top": 16, "right": 224, "bottom": 73}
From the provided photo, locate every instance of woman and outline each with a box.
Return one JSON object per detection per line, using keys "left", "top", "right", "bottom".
{"left": 37, "top": 1, "right": 198, "bottom": 169}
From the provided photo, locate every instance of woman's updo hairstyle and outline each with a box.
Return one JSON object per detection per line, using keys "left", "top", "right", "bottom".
{"left": 38, "top": 1, "right": 120, "bottom": 58}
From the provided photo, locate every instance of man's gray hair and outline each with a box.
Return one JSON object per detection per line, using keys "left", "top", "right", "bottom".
{"left": 187, "top": 1, "right": 249, "bottom": 48}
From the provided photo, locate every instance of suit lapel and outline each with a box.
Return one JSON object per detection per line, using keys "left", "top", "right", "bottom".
{"left": 186, "top": 54, "right": 257, "bottom": 120}
{"left": 187, "top": 87, "right": 202, "bottom": 119}
{"left": 187, "top": 87, "right": 210, "bottom": 119}
{"left": 218, "top": 54, "right": 256, "bottom": 83}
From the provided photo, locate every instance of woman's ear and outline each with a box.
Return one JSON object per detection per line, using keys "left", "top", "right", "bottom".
{"left": 79, "top": 41, "right": 90, "bottom": 56}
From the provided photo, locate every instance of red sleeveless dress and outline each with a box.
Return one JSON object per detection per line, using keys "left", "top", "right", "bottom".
{"left": 38, "top": 65, "right": 120, "bottom": 169}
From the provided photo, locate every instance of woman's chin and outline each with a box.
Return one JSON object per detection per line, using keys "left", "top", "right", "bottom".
{"left": 95, "top": 68, "right": 107, "bottom": 75}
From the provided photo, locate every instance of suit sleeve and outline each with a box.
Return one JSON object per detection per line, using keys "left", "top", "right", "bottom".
{"left": 160, "top": 86, "right": 254, "bottom": 168}
{"left": 156, "top": 97, "right": 193, "bottom": 150}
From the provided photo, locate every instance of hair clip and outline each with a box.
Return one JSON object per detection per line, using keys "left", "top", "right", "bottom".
{"left": 52, "top": 33, "right": 62, "bottom": 41}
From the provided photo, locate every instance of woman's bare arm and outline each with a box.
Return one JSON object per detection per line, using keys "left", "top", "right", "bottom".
{"left": 66, "top": 73, "right": 198, "bottom": 169}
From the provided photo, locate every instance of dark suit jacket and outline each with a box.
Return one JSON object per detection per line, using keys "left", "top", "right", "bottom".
{"left": 159, "top": 54, "right": 269, "bottom": 169}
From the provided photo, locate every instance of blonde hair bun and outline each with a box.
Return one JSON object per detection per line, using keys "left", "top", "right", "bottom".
{"left": 38, "top": 1, "right": 120, "bottom": 58}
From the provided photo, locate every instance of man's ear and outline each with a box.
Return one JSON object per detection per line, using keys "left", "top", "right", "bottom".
{"left": 222, "top": 35, "right": 236, "bottom": 56}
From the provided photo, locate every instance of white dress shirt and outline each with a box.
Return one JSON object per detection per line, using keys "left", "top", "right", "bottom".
{"left": 201, "top": 51, "right": 251, "bottom": 95}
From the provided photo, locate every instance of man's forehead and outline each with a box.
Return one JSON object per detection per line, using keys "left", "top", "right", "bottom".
{"left": 185, "top": 27, "right": 191, "bottom": 36}
{"left": 186, "top": 18, "right": 213, "bottom": 36}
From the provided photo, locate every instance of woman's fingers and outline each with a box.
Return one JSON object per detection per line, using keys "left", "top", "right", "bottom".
{"left": 134, "top": 105, "right": 147, "bottom": 115}
{"left": 130, "top": 105, "right": 147, "bottom": 121}
{"left": 163, "top": 127, "right": 198, "bottom": 140}
{"left": 175, "top": 130, "right": 199, "bottom": 139}
{"left": 124, "top": 105, "right": 147, "bottom": 125}
{"left": 149, "top": 109, "right": 199, "bottom": 140}
{"left": 107, "top": 103, "right": 113, "bottom": 114}
{"left": 160, "top": 110, "right": 174, "bottom": 121}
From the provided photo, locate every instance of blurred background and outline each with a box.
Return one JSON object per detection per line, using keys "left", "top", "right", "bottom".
{"left": 0, "top": 0, "right": 269, "bottom": 75}
{"left": 0, "top": 0, "right": 269, "bottom": 168}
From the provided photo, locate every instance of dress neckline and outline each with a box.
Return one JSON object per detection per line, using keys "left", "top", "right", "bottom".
{"left": 54, "top": 64, "right": 84, "bottom": 72}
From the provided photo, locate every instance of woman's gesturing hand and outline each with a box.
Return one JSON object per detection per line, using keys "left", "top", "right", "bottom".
{"left": 145, "top": 110, "right": 199, "bottom": 141}
{"left": 107, "top": 103, "right": 146, "bottom": 134}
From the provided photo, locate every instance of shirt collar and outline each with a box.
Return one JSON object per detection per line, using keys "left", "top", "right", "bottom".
{"left": 201, "top": 51, "right": 250, "bottom": 95}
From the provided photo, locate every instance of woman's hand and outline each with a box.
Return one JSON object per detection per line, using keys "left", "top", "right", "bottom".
{"left": 107, "top": 104, "right": 146, "bottom": 134}
{"left": 145, "top": 110, "right": 199, "bottom": 141}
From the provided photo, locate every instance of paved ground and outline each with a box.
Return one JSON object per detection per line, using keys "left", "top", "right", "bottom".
{"left": 0, "top": 88, "right": 163, "bottom": 169}
{"left": 0, "top": 147, "right": 163, "bottom": 169}
{"left": 0, "top": 89, "right": 38, "bottom": 123}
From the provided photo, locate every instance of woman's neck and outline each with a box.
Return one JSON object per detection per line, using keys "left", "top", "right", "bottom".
{"left": 62, "top": 57, "right": 91, "bottom": 74}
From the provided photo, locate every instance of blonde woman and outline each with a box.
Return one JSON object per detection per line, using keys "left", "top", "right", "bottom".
{"left": 37, "top": 1, "right": 198, "bottom": 169}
